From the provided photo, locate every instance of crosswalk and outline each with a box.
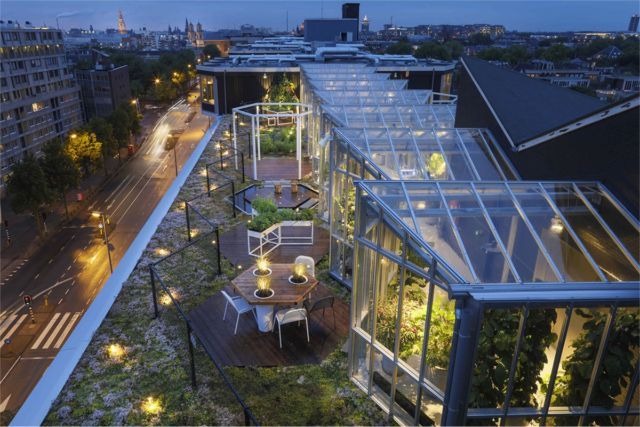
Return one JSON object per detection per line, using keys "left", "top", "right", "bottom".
{"left": 0, "top": 311, "right": 81, "bottom": 350}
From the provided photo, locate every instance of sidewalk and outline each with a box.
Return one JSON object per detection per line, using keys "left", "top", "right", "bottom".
{"left": 0, "top": 104, "right": 166, "bottom": 273}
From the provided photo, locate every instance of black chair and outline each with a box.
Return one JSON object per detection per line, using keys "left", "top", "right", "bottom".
{"left": 303, "top": 296, "right": 335, "bottom": 329}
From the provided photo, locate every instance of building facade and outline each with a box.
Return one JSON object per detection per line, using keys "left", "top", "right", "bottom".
{"left": 75, "top": 52, "right": 131, "bottom": 119}
{"left": 0, "top": 21, "right": 83, "bottom": 186}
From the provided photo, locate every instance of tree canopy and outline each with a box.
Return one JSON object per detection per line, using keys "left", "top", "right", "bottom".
{"left": 40, "top": 141, "right": 80, "bottom": 219}
{"left": 386, "top": 40, "right": 413, "bottom": 55}
{"left": 65, "top": 131, "right": 103, "bottom": 177}
{"left": 7, "top": 153, "right": 54, "bottom": 236}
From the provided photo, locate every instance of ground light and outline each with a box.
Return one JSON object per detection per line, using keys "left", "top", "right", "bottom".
{"left": 106, "top": 343, "right": 125, "bottom": 361}
{"left": 141, "top": 396, "right": 162, "bottom": 415}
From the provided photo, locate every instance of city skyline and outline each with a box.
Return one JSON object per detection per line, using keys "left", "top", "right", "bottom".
{"left": 1, "top": 0, "right": 639, "bottom": 33}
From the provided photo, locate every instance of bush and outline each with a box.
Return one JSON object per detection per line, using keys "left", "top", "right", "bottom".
{"left": 251, "top": 197, "right": 277, "bottom": 214}
{"left": 248, "top": 206, "right": 314, "bottom": 232}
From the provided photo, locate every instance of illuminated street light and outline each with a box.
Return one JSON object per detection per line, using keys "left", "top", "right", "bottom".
{"left": 92, "top": 211, "right": 113, "bottom": 273}
{"left": 154, "top": 78, "right": 160, "bottom": 84}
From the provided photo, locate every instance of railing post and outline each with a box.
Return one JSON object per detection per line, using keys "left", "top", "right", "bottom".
{"left": 240, "top": 152, "right": 245, "bottom": 183}
{"left": 149, "top": 265, "right": 159, "bottom": 319}
{"left": 206, "top": 166, "right": 211, "bottom": 197}
{"left": 231, "top": 181, "right": 237, "bottom": 218}
{"left": 244, "top": 408, "right": 251, "bottom": 426}
{"left": 185, "top": 202, "right": 192, "bottom": 242}
{"left": 215, "top": 227, "right": 222, "bottom": 275}
{"left": 186, "top": 321, "right": 197, "bottom": 388}
{"left": 219, "top": 141, "right": 224, "bottom": 171}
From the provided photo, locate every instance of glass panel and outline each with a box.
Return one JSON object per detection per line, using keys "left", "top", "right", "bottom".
{"left": 458, "top": 129, "right": 502, "bottom": 180}
{"left": 442, "top": 184, "right": 516, "bottom": 283}
{"left": 398, "top": 267, "right": 430, "bottom": 372}
{"left": 371, "top": 346, "right": 393, "bottom": 412}
{"left": 393, "top": 366, "right": 420, "bottom": 425}
{"left": 577, "top": 183, "right": 639, "bottom": 261}
{"left": 468, "top": 307, "right": 523, "bottom": 423}
{"left": 511, "top": 183, "right": 600, "bottom": 282}
{"left": 504, "top": 416, "right": 541, "bottom": 426}
{"left": 420, "top": 388, "right": 444, "bottom": 426}
{"left": 478, "top": 184, "right": 559, "bottom": 283}
{"left": 354, "top": 244, "right": 378, "bottom": 333}
{"left": 351, "top": 332, "right": 372, "bottom": 391}
{"left": 424, "top": 286, "right": 455, "bottom": 393}
{"left": 544, "top": 183, "right": 638, "bottom": 282}
{"left": 374, "top": 254, "right": 402, "bottom": 352}
{"left": 508, "top": 308, "right": 560, "bottom": 410}
{"left": 550, "top": 307, "right": 610, "bottom": 425}
{"left": 380, "top": 214, "right": 404, "bottom": 259}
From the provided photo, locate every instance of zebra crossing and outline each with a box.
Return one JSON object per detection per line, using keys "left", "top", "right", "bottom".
{"left": 0, "top": 311, "right": 81, "bottom": 351}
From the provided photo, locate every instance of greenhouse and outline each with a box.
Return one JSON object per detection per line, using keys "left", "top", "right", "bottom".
{"left": 350, "top": 179, "right": 640, "bottom": 426}
{"left": 327, "top": 127, "right": 519, "bottom": 285}
{"left": 309, "top": 79, "right": 408, "bottom": 91}
{"left": 321, "top": 104, "right": 457, "bottom": 129}
{"left": 313, "top": 89, "right": 434, "bottom": 106}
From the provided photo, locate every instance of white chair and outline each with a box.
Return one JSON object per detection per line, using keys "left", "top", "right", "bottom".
{"left": 221, "top": 290, "right": 255, "bottom": 335}
{"left": 294, "top": 255, "right": 315, "bottom": 277}
{"left": 274, "top": 308, "right": 309, "bottom": 348}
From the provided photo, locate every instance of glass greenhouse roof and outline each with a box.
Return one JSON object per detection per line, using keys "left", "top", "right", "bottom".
{"left": 323, "top": 104, "right": 456, "bottom": 128}
{"left": 315, "top": 90, "right": 433, "bottom": 105}
{"left": 304, "top": 72, "right": 392, "bottom": 81}
{"left": 358, "top": 180, "right": 640, "bottom": 285}
{"left": 300, "top": 63, "right": 370, "bottom": 72}
{"left": 335, "top": 127, "right": 514, "bottom": 181}
{"left": 310, "top": 79, "right": 408, "bottom": 91}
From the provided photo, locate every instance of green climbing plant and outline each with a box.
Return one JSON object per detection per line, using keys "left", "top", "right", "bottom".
{"left": 552, "top": 307, "right": 639, "bottom": 426}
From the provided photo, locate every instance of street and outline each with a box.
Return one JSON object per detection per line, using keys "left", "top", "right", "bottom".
{"left": 0, "top": 95, "right": 212, "bottom": 414}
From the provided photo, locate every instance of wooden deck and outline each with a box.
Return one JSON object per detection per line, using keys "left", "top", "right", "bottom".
{"left": 219, "top": 223, "right": 329, "bottom": 268}
{"left": 188, "top": 283, "right": 349, "bottom": 366}
{"left": 249, "top": 157, "right": 312, "bottom": 180}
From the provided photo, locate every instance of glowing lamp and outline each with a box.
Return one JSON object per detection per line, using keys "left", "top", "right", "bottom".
{"left": 107, "top": 343, "right": 125, "bottom": 360}
{"left": 550, "top": 216, "right": 564, "bottom": 234}
{"left": 142, "top": 396, "right": 162, "bottom": 415}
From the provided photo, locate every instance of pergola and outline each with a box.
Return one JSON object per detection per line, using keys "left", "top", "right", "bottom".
{"left": 232, "top": 102, "right": 312, "bottom": 180}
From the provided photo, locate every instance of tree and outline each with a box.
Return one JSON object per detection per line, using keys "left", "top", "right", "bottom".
{"left": 65, "top": 131, "right": 102, "bottom": 177}
{"left": 468, "top": 32, "right": 493, "bottom": 46}
{"left": 477, "top": 47, "right": 506, "bottom": 62}
{"left": 415, "top": 41, "right": 452, "bottom": 61}
{"left": 540, "top": 44, "right": 574, "bottom": 64}
{"left": 86, "top": 117, "right": 117, "bottom": 171}
{"left": 445, "top": 40, "right": 464, "bottom": 59}
{"left": 40, "top": 141, "right": 80, "bottom": 219}
{"left": 386, "top": 40, "right": 413, "bottom": 55}
{"left": 7, "top": 153, "right": 54, "bottom": 237}
{"left": 502, "top": 45, "right": 530, "bottom": 66}
{"left": 268, "top": 75, "right": 298, "bottom": 105}
{"left": 202, "top": 43, "right": 221, "bottom": 59}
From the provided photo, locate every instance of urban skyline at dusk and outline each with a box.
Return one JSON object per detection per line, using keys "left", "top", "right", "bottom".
{"left": 2, "top": 0, "right": 639, "bottom": 32}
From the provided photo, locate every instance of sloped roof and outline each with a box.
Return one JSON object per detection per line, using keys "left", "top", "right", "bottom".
{"left": 461, "top": 55, "right": 607, "bottom": 148}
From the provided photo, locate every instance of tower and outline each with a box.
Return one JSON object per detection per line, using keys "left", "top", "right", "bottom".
{"left": 185, "top": 18, "right": 189, "bottom": 34}
{"left": 361, "top": 15, "right": 370, "bottom": 33}
{"left": 629, "top": 14, "right": 639, "bottom": 33}
{"left": 117, "top": 10, "right": 127, "bottom": 34}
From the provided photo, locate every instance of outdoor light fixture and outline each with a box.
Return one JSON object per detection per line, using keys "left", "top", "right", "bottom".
{"left": 417, "top": 201, "right": 426, "bottom": 209}
{"left": 155, "top": 248, "right": 169, "bottom": 256}
{"left": 263, "top": 73, "right": 267, "bottom": 79}
{"left": 107, "top": 343, "right": 125, "bottom": 361}
{"left": 189, "top": 229, "right": 199, "bottom": 239}
{"left": 142, "top": 396, "right": 162, "bottom": 415}
{"left": 253, "top": 257, "right": 272, "bottom": 277}
{"left": 254, "top": 276, "right": 273, "bottom": 298}
{"left": 70, "top": 133, "right": 77, "bottom": 139}
{"left": 550, "top": 216, "right": 564, "bottom": 234}
{"left": 289, "top": 263, "right": 308, "bottom": 284}
{"left": 154, "top": 78, "right": 160, "bottom": 84}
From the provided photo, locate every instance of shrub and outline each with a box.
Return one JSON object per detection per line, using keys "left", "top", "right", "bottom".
{"left": 248, "top": 207, "right": 314, "bottom": 232}
{"left": 251, "top": 197, "right": 277, "bottom": 214}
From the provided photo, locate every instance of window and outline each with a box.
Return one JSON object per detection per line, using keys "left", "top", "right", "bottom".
{"left": 31, "top": 101, "right": 46, "bottom": 112}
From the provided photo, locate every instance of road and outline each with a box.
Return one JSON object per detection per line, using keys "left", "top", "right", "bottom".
{"left": 0, "top": 96, "right": 211, "bottom": 415}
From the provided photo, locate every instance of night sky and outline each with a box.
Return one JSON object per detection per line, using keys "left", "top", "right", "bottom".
{"left": 1, "top": 1, "right": 638, "bottom": 33}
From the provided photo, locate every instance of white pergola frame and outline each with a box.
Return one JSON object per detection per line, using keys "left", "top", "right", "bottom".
{"left": 232, "top": 102, "right": 312, "bottom": 180}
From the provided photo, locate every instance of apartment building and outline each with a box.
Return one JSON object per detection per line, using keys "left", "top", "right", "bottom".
{"left": 0, "top": 20, "right": 83, "bottom": 186}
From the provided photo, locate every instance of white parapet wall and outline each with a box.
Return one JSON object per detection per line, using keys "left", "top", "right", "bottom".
{"left": 10, "top": 118, "right": 220, "bottom": 427}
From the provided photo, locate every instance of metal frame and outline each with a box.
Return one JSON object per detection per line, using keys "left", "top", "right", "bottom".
{"left": 232, "top": 102, "right": 312, "bottom": 180}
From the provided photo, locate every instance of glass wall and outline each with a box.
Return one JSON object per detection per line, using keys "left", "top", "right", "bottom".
{"left": 349, "top": 190, "right": 460, "bottom": 425}
{"left": 350, "top": 181, "right": 640, "bottom": 426}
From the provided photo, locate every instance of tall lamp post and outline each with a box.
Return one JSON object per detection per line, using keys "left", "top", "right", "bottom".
{"left": 92, "top": 211, "right": 113, "bottom": 273}
{"left": 166, "top": 133, "right": 179, "bottom": 177}
{"left": 131, "top": 98, "right": 140, "bottom": 114}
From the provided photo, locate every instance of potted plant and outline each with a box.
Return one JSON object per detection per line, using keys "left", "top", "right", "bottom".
{"left": 288, "top": 262, "right": 308, "bottom": 284}
{"left": 427, "top": 152, "right": 447, "bottom": 179}
{"left": 254, "top": 276, "right": 274, "bottom": 299}
{"left": 252, "top": 256, "right": 272, "bottom": 277}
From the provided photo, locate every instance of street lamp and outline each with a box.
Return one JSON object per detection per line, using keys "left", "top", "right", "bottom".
{"left": 154, "top": 78, "right": 160, "bottom": 84}
{"left": 131, "top": 98, "right": 140, "bottom": 114}
{"left": 92, "top": 211, "right": 113, "bottom": 273}
{"left": 166, "top": 134, "right": 178, "bottom": 177}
